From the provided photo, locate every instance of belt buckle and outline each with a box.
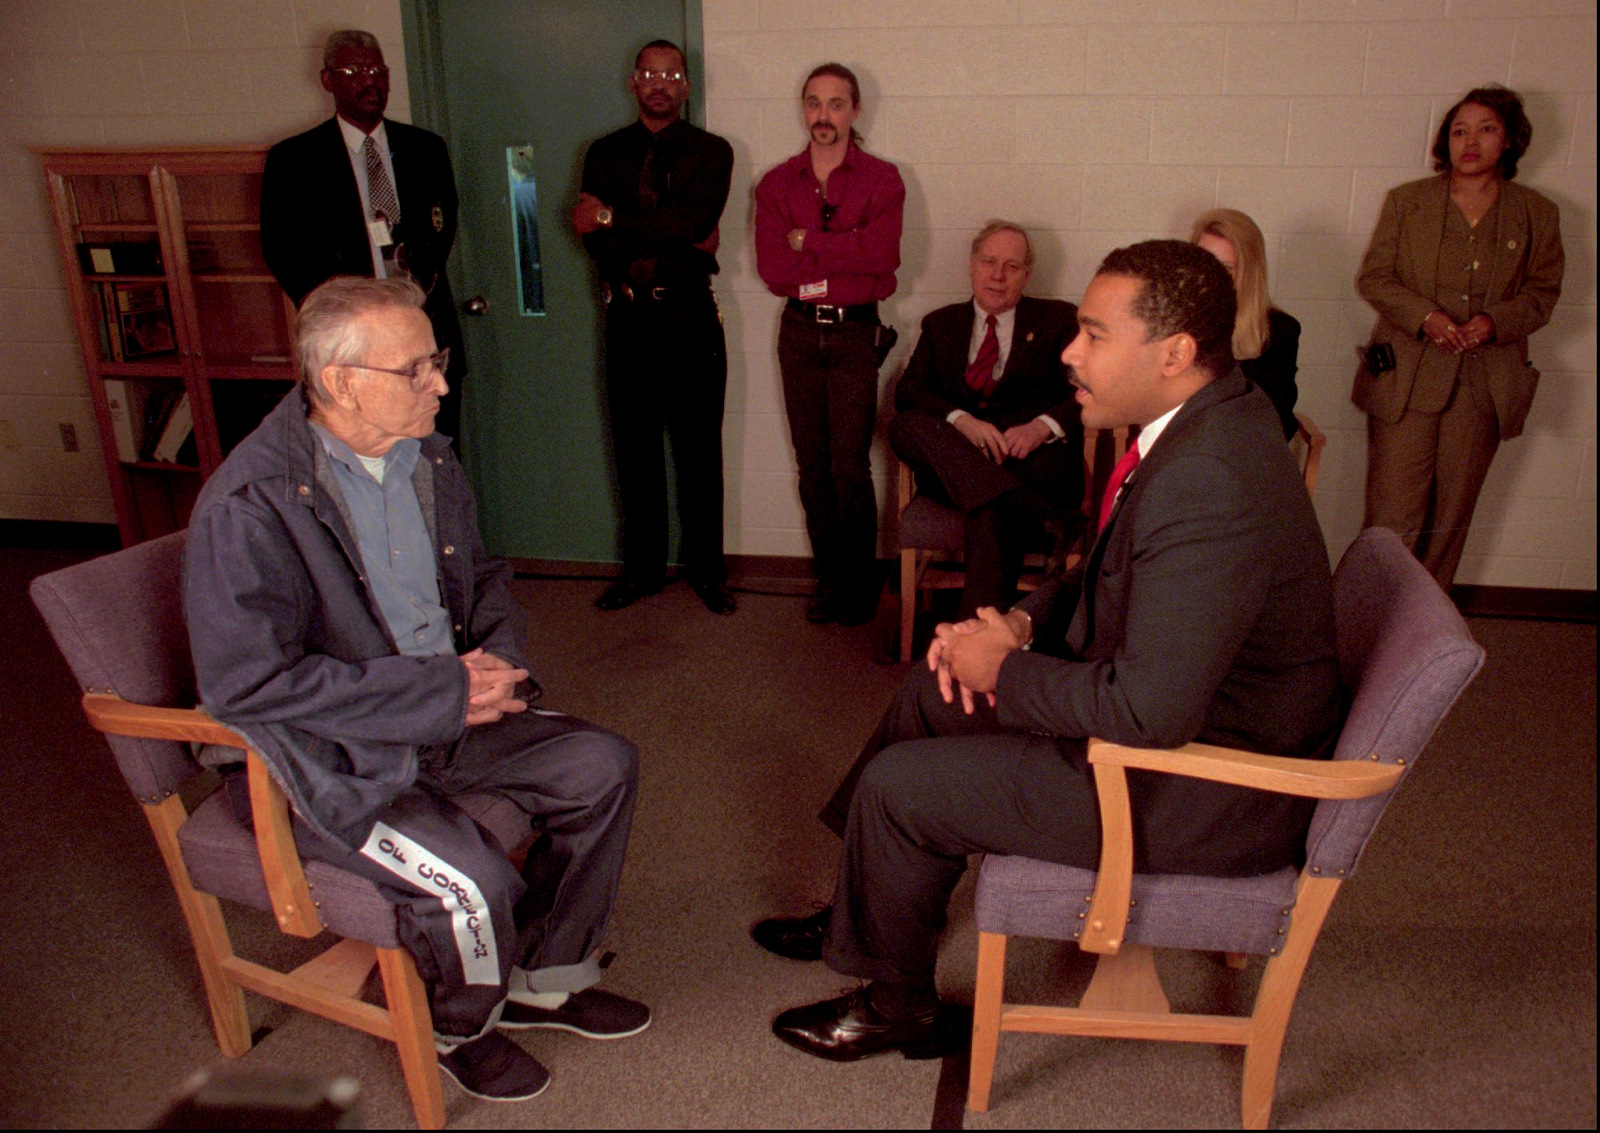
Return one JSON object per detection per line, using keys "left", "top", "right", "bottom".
{"left": 814, "top": 304, "right": 841, "bottom": 325}
{"left": 650, "top": 286, "right": 669, "bottom": 301}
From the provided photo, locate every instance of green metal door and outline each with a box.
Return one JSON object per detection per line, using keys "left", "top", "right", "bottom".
{"left": 404, "top": 0, "right": 696, "bottom": 561}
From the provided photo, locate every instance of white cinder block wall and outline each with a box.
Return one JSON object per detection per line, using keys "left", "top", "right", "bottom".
{"left": 0, "top": 0, "right": 409, "bottom": 524}
{"left": 2, "top": 1, "right": 1593, "bottom": 589}
{"left": 703, "top": 0, "right": 1598, "bottom": 589}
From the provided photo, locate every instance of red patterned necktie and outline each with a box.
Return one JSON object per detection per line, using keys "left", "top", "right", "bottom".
{"left": 964, "top": 314, "right": 1000, "bottom": 402}
{"left": 1098, "top": 443, "right": 1142, "bottom": 534}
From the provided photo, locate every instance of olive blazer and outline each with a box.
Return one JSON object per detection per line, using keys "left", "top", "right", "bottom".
{"left": 1352, "top": 174, "right": 1564, "bottom": 440}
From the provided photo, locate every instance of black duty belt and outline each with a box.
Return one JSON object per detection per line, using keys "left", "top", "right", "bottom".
{"left": 604, "top": 280, "right": 709, "bottom": 304}
{"left": 786, "top": 298, "right": 878, "bottom": 325}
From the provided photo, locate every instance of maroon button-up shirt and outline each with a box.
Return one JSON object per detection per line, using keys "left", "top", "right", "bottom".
{"left": 754, "top": 142, "right": 905, "bottom": 307}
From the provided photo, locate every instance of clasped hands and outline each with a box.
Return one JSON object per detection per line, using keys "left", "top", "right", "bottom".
{"left": 954, "top": 413, "right": 1052, "bottom": 463}
{"left": 461, "top": 648, "right": 529, "bottom": 727}
{"left": 1423, "top": 310, "right": 1494, "bottom": 354}
{"left": 927, "top": 607, "right": 1030, "bottom": 714}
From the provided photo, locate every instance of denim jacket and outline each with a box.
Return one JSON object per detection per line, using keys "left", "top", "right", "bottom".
{"left": 183, "top": 388, "right": 537, "bottom": 847}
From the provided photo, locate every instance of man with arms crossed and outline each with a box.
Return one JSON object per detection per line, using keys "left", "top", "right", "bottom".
{"left": 184, "top": 277, "right": 648, "bottom": 1101}
{"left": 755, "top": 242, "right": 1342, "bottom": 1060}
{"left": 756, "top": 63, "right": 905, "bottom": 626}
{"left": 262, "top": 30, "right": 467, "bottom": 447}
{"left": 574, "top": 40, "right": 736, "bottom": 615}
{"left": 890, "top": 220, "right": 1082, "bottom": 618}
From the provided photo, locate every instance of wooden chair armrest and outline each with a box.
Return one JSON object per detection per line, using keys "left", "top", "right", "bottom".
{"left": 246, "top": 750, "right": 324, "bottom": 938}
{"left": 1088, "top": 738, "right": 1403, "bottom": 800}
{"left": 80, "top": 693, "right": 323, "bottom": 939}
{"left": 82, "top": 692, "right": 250, "bottom": 747}
{"left": 897, "top": 458, "right": 914, "bottom": 515}
{"left": 1077, "top": 738, "right": 1402, "bottom": 956}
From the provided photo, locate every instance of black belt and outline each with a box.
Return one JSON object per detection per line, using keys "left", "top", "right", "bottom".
{"left": 786, "top": 298, "right": 878, "bottom": 325}
{"left": 605, "top": 280, "right": 708, "bottom": 304}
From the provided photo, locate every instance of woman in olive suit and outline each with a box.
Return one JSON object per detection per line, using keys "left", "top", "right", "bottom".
{"left": 1354, "top": 84, "right": 1564, "bottom": 590}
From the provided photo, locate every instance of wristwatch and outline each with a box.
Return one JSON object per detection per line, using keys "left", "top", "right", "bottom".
{"left": 596, "top": 206, "right": 614, "bottom": 228}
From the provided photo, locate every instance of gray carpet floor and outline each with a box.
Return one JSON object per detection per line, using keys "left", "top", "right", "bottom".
{"left": 2, "top": 550, "right": 1594, "bottom": 1128}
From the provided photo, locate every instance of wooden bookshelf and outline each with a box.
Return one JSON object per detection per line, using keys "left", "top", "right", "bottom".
{"left": 40, "top": 148, "right": 296, "bottom": 546}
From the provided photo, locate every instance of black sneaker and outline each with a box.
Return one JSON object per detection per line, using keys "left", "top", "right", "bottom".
{"left": 438, "top": 1030, "right": 550, "bottom": 1101}
{"left": 499, "top": 988, "right": 652, "bottom": 1039}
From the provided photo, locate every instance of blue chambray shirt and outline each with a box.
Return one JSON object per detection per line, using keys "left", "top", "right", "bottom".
{"left": 309, "top": 423, "right": 453, "bottom": 658}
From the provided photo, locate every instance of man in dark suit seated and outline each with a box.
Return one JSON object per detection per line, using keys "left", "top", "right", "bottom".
{"left": 890, "top": 220, "right": 1082, "bottom": 617}
{"left": 753, "top": 241, "right": 1343, "bottom": 1063}
{"left": 261, "top": 30, "right": 467, "bottom": 447}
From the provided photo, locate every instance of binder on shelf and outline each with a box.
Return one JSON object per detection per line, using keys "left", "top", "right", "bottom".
{"left": 138, "top": 387, "right": 180, "bottom": 460}
{"left": 103, "top": 379, "right": 139, "bottom": 462}
{"left": 150, "top": 392, "right": 193, "bottom": 463}
{"left": 77, "top": 241, "right": 163, "bottom": 275}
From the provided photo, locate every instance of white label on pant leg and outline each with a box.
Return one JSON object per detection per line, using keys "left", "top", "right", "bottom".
{"left": 360, "top": 821, "right": 501, "bottom": 986}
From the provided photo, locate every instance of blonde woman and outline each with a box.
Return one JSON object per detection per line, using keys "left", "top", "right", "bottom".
{"left": 1353, "top": 84, "right": 1564, "bottom": 590}
{"left": 1190, "top": 208, "right": 1300, "bottom": 439}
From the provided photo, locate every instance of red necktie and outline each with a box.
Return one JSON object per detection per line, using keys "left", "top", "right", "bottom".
{"left": 1098, "top": 443, "right": 1141, "bottom": 534}
{"left": 964, "top": 315, "right": 999, "bottom": 402}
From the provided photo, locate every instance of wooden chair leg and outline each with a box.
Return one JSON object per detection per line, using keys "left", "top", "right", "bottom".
{"left": 144, "top": 796, "right": 252, "bottom": 1058}
{"left": 967, "top": 931, "right": 1008, "bottom": 1112}
{"left": 1240, "top": 875, "right": 1341, "bottom": 1130}
{"left": 1225, "top": 952, "right": 1250, "bottom": 970}
{"left": 900, "top": 547, "right": 917, "bottom": 662}
{"left": 377, "top": 946, "right": 446, "bottom": 1130}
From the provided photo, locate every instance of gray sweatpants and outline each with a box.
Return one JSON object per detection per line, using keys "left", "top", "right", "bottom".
{"left": 291, "top": 708, "right": 639, "bottom": 1047}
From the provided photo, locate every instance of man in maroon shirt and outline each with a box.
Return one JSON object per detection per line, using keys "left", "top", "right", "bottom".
{"left": 755, "top": 63, "right": 906, "bottom": 626}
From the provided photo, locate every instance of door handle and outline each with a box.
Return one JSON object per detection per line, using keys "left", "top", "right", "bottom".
{"left": 464, "top": 295, "right": 489, "bottom": 316}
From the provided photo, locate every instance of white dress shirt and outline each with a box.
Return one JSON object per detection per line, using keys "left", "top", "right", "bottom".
{"left": 950, "top": 300, "right": 1063, "bottom": 440}
{"left": 337, "top": 115, "right": 398, "bottom": 280}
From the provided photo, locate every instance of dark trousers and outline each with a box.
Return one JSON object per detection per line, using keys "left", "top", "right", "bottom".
{"left": 817, "top": 664, "right": 1098, "bottom": 986}
{"left": 293, "top": 709, "right": 638, "bottom": 1046}
{"left": 777, "top": 310, "right": 882, "bottom": 602}
{"left": 604, "top": 286, "right": 729, "bottom": 586}
{"left": 890, "top": 410, "right": 1083, "bottom": 617}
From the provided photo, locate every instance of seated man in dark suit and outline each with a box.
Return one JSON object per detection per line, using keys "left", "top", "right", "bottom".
{"left": 754, "top": 241, "right": 1343, "bottom": 1062}
{"left": 890, "top": 220, "right": 1082, "bottom": 617}
{"left": 261, "top": 29, "right": 467, "bottom": 446}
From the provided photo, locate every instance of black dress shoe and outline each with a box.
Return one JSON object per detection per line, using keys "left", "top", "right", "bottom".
{"left": 595, "top": 577, "right": 661, "bottom": 611}
{"left": 772, "top": 987, "right": 944, "bottom": 1062}
{"left": 750, "top": 906, "right": 829, "bottom": 961}
{"left": 690, "top": 579, "right": 737, "bottom": 615}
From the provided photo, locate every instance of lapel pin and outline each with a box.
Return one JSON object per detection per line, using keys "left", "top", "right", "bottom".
{"left": 1025, "top": 332, "right": 1034, "bottom": 343}
{"left": 432, "top": 205, "right": 444, "bottom": 232}
{"left": 1506, "top": 239, "right": 1516, "bottom": 249}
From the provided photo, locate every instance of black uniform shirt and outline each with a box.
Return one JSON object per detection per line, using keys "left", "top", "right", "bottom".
{"left": 579, "top": 116, "right": 733, "bottom": 288}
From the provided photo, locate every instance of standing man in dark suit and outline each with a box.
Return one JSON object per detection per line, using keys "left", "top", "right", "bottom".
{"left": 573, "top": 40, "right": 735, "bottom": 616}
{"left": 261, "top": 30, "right": 466, "bottom": 447}
{"left": 754, "top": 241, "right": 1343, "bottom": 1063}
{"left": 890, "top": 220, "right": 1082, "bottom": 618}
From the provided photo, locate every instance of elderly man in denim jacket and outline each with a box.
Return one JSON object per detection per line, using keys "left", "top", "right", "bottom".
{"left": 183, "top": 276, "right": 647, "bottom": 1102}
